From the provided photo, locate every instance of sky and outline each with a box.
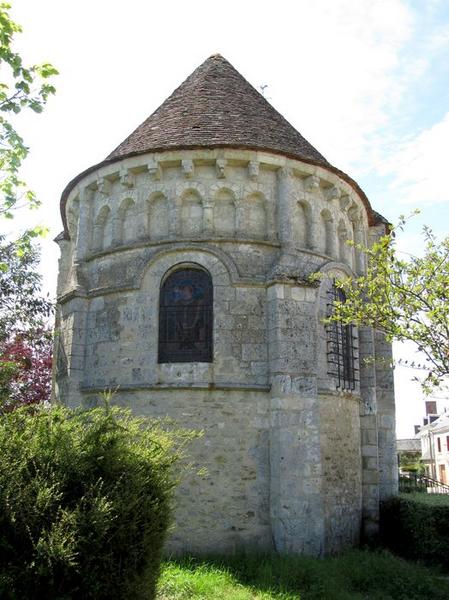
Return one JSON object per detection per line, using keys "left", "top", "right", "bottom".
{"left": 4, "top": 0, "right": 449, "bottom": 437}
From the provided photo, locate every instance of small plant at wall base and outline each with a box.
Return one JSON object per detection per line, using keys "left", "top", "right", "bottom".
{"left": 323, "top": 215, "right": 449, "bottom": 394}
{"left": 0, "top": 401, "right": 198, "bottom": 600}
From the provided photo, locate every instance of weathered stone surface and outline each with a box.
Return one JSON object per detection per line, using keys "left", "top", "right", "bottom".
{"left": 54, "top": 123, "right": 396, "bottom": 554}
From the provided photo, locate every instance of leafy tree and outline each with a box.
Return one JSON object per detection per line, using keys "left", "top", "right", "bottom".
{"left": 0, "top": 236, "right": 53, "bottom": 409}
{"left": 0, "top": 1, "right": 57, "bottom": 250}
{"left": 0, "top": 236, "right": 52, "bottom": 336}
{"left": 327, "top": 217, "right": 449, "bottom": 393}
{"left": 0, "top": 328, "right": 52, "bottom": 411}
{"left": 0, "top": 3, "right": 56, "bottom": 406}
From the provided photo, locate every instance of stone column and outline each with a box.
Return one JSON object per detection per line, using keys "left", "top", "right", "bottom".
{"left": 267, "top": 282, "right": 325, "bottom": 555}
{"left": 358, "top": 325, "right": 380, "bottom": 540}
{"left": 235, "top": 200, "right": 246, "bottom": 238}
{"left": 374, "top": 330, "right": 398, "bottom": 500}
{"left": 203, "top": 200, "right": 214, "bottom": 235}
{"left": 276, "top": 167, "right": 295, "bottom": 250}
{"left": 55, "top": 295, "right": 89, "bottom": 408}
{"left": 74, "top": 188, "right": 93, "bottom": 262}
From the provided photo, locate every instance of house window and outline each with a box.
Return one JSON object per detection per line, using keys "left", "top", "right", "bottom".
{"left": 326, "top": 281, "right": 358, "bottom": 390}
{"left": 158, "top": 267, "right": 213, "bottom": 363}
{"left": 437, "top": 437, "right": 442, "bottom": 453}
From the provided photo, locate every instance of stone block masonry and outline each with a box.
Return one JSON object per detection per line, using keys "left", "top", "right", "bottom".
{"left": 54, "top": 55, "right": 397, "bottom": 556}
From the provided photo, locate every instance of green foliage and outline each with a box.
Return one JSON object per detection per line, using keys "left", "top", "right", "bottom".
{"left": 0, "top": 2, "right": 57, "bottom": 249}
{"left": 0, "top": 236, "right": 52, "bottom": 340}
{"left": 157, "top": 550, "right": 449, "bottom": 599}
{"left": 0, "top": 402, "right": 197, "bottom": 599}
{"left": 0, "top": 236, "right": 53, "bottom": 409}
{"left": 380, "top": 493, "right": 449, "bottom": 569}
{"left": 399, "top": 452, "right": 423, "bottom": 473}
{"left": 322, "top": 215, "right": 449, "bottom": 393}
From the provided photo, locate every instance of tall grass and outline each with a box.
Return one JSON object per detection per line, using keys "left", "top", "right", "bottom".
{"left": 158, "top": 550, "right": 449, "bottom": 599}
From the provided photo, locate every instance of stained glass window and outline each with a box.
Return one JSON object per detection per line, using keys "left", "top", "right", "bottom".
{"left": 158, "top": 268, "right": 213, "bottom": 363}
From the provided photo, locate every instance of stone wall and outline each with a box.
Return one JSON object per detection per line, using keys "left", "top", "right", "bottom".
{"left": 53, "top": 147, "right": 396, "bottom": 555}
{"left": 81, "top": 388, "right": 271, "bottom": 554}
{"left": 319, "top": 392, "right": 362, "bottom": 553}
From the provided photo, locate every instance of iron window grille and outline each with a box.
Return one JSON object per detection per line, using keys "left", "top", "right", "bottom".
{"left": 158, "top": 268, "right": 213, "bottom": 363}
{"left": 326, "top": 282, "right": 358, "bottom": 390}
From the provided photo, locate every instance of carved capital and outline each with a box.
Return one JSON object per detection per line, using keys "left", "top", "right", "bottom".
{"left": 216, "top": 158, "right": 227, "bottom": 179}
{"left": 339, "top": 194, "right": 351, "bottom": 211}
{"left": 325, "top": 185, "right": 341, "bottom": 201}
{"left": 348, "top": 204, "right": 362, "bottom": 222}
{"left": 182, "top": 159, "right": 195, "bottom": 179}
{"left": 304, "top": 175, "right": 320, "bottom": 192}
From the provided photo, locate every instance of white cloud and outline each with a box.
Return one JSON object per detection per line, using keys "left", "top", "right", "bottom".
{"left": 378, "top": 112, "right": 449, "bottom": 205}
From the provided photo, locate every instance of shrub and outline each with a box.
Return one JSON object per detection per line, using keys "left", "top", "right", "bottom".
{"left": 0, "top": 402, "right": 195, "bottom": 599}
{"left": 380, "top": 493, "right": 449, "bottom": 569}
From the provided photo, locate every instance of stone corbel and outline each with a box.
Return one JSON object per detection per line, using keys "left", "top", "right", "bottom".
{"left": 147, "top": 159, "right": 162, "bottom": 180}
{"left": 304, "top": 175, "right": 320, "bottom": 192}
{"left": 182, "top": 159, "right": 195, "bottom": 179}
{"left": 216, "top": 158, "right": 227, "bottom": 179}
{"left": 119, "top": 168, "right": 135, "bottom": 189}
{"left": 248, "top": 160, "right": 259, "bottom": 181}
{"left": 339, "top": 194, "right": 351, "bottom": 211}
{"left": 325, "top": 185, "right": 341, "bottom": 202}
{"left": 96, "top": 176, "right": 112, "bottom": 195}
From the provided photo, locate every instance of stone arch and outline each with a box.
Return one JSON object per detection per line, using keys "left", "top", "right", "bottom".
{"left": 210, "top": 181, "right": 240, "bottom": 197}
{"left": 116, "top": 197, "right": 138, "bottom": 245}
{"left": 140, "top": 249, "right": 233, "bottom": 375}
{"left": 93, "top": 205, "right": 112, "bottom": 252}
{"left": 140, "top": 244, "right": 237, "bottom": 288}
{"left": 148, "top": 192, "right": 169, "bottom": 240}
{"left": 213, "top": 188, "right": 236, "bottom": 236}
{"left": 181, "top": 189, "right": 203, "bottom": 237}
{"left": 245, "top": 192, "right": 267, "bottom": 238}
{"left": 295, "top": 200, "right": 312, "bottom": 249}
{"left": 320, "top": 208, "right": 334, "bottom": 257}
{"left": 315, "top": 261, "right": 358, "bottom": 392}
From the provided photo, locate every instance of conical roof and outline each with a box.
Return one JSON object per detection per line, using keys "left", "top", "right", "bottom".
{"left": 107, "top": 54, "right": 330, "bottom": 165}
{"left": 60, "top": 55, "right": 378, "bottom": 236}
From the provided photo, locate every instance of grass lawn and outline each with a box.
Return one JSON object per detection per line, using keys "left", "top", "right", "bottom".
{"left": 157, "top": 549, "right": 449, "bottom": 599}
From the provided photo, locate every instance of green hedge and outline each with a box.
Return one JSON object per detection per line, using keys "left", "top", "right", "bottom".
{"left": 0, "top": 403, "right": 194, "bottom": 600}
{"left": 380, "top": 493, "right": 449, "bottom": 569}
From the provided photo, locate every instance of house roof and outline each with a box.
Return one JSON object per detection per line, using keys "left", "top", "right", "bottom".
{"left": 59, "top": 54, "right": 379, "bottom": 237}
{"left": 396, "top": 438, "right": 421, "bottom": 453}
{"left": 419, "top": 411, "right": 449, "bottom": 435}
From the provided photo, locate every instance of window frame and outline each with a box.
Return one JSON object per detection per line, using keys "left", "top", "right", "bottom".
{"left": 158, "top": 266, "right": 213, "bottom": 364}
{"left": 326, "top": 280, "right": 358, "bottom": 391}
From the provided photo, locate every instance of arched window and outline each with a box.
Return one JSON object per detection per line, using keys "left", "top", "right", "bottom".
{"left": 326, "top": 281, "right": 358, "bottom": 390}
{"left": 158, "top": 267, "right": 213, "bottom": 363}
